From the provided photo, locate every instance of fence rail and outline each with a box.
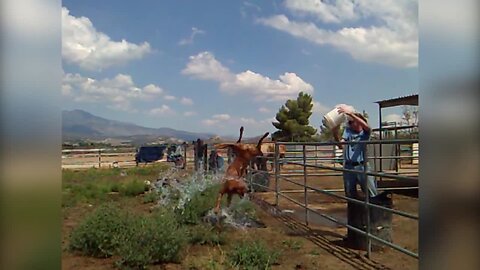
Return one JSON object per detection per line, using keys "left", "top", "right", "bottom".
{"left": 247, "top": 138, "right": 419, "bottom": 260}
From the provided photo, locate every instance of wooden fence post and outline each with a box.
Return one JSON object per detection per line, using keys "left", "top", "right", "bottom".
{"left": 98, "top": 149, "right": 101, "bottom": 168}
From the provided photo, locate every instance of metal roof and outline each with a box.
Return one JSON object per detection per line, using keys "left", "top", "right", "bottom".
{"left": 375, "top": 94, "right": 418, "bottom": 108}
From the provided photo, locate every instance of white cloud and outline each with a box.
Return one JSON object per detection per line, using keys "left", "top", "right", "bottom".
{"left": 241, "top": 1, "right": 262, "bottom": 18}
{"left": 258, "top": 117, "right": 277, "bottom": 128}
{"left": 283, "top": 0, "right": 357, "bottom": 23}
{"left": 143, "top": 84, "right": 164, "bottom": 95}
{"left": 244, "top": 1, "right": 262, "bottom": 12}
{"left": 164, "top": 95, "right": 176, "bottom": 101}
{"left": 182, "top": 51, "right": 233, "bottom": 82}
{"left": 178, "top": 27, "right": 205, "bottom": 45}
{"left": 212, "top": 114, "right": 231, "bottom": 121}
{"left": 200, "top": 114, "right": 276, "bottom": 134}
{"left": 258, "top": 0, "right": 418, "bottom": 68}
{"left": 202, "top": 119, "right": 218, "bottom": 126}
{"left": 312, "top": 101, "right": 330, "bottom": 115}
{"left": 62, "top": 7, "right": 151, "bottom": 71}
{"left": 180, "top": 97, "right": 194, "bottom": 105}
{"left": 258, "top": 107, "right": 271, "bottom": 113}
{"left": 202, "top": 113, "right": 231, "bottom": 126}
{"left": 62, "top": 72, "right": 164, "bottom": 112}
{"left": 62, "top": 84, "right": 73, "bottom": 96}
{"left": 184, "top": 111, "right": 197, "bottom": 117}
{"left": 384, "top": 113, "right": 404, "bottom": 124}
{"left": 240, "top": 117, "right": 258, "bottom": 124}
{"left": 183, "top": 51, "right": 314, "bottom": 102}
{"left": 149, "top": 105, "right": 174, "bottom": 116}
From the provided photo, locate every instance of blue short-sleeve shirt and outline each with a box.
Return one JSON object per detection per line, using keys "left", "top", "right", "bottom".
{"left": 342, "top": 127, "right": 370, "bottom": 163}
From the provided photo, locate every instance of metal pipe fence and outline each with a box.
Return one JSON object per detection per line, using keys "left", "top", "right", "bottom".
{"left": 247, "top": 138, "right": 419, "bottom": 260}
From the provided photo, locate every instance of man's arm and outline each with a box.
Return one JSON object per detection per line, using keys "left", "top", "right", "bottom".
{"left": 337, "top": 107, "right": 371, "bottom": 133}
{"left": 332, "top": 126, "right": 344, "bottom": 149}
{"left": 347, "top": 112, "right": 370, "bottom": 133}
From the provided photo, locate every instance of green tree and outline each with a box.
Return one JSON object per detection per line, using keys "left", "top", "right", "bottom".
{"left": 271, "top": 92, "right": 317, "bottom": 142}
{"left": 319, "top": 120, "right": 342, "bottom": 142}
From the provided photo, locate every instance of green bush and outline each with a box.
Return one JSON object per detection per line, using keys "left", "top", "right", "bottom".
{"left": 142, "top": 191, "right": 159, "bottom": 204}
{"left": 108, "top": 181, "right": 122, "bottom": 193}
{"left": 175, "top": 184, "right": 220, "bottom": 225}
{"left": 116, "top": 210, "right": 186, "bottom": 268}
{"left": 187, "top": 225, "right": 226, "bottom": 246}
{"left": 69, "top": 204, "right": 127, "bottom": 257}
{"left": 120, "top": 179, "right": 148, "bottom": 197}
{"left": 128, "top": 163, "right": 169, "bottom": 176}
{"left": 281, "top": 239, "right": 303, "bottom": 251}
{"left": 230, "top": 198, "right": 256, "bottom": 220}
{"left": 228, "top": 240, "right": 280, "bottom": 270}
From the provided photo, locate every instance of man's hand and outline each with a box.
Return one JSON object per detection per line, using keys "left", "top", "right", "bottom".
{"left": 337, "top": 105, "right": 353, "bottom": 115}
{"left": 332, "top": 126, "right": 343, "bottom": 149}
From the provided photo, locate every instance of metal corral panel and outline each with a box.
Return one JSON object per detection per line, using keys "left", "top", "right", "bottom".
{"left": 368, "top": 144, "right": 397, "bottom": 171}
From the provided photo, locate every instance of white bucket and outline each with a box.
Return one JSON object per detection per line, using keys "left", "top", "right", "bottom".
{"left": 323, "top": 108, "right": 346, "bottom": 129}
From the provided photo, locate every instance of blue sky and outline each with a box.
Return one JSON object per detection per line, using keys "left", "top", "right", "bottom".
{"left": 62, "top": 0, "right": 418, "bottom": 137}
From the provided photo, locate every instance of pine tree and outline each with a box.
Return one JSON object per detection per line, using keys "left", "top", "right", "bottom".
{"left": 271, "top": 92, "right": 317, "bottom": 142}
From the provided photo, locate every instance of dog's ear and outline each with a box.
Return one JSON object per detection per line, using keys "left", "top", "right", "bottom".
{"left": 215, "top": 143, "right": 234, "bottom": 150}
{"left": 236, "top": 126, "right": 244, "bottom": 143}
{"left": 215, "top": 143, "right": 248, "bottom": 156}
{"left": 256, "top": 132, "right": 270, "bottom": 150}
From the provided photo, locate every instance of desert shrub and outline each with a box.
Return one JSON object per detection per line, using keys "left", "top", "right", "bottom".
{"left": 128, "top": 163, "right": 169, "bottom": 176}
{"left": 120, "top": 179, "right": 147, "bottom": 197}
{"left": 142, "top": 191, "right": 159, "bottom": 204}
{"left": 175, "top": 184, "right": 220, "bottom": 225}
{"left": 62, "top": 169, "right": 75, "bottom": 182}
{"left": 62, "top": 180, "right": 124, "bottom": 207}
{"left": 108, "top": 181, "right": 122, "bottom": 193}
{"left": 69, "top": 204, "right": 127, "bottom": 257}
{"left": 281, "top": 239, "right": 303, "bottom": 251}
{"left": 230, "top": 198, "right": 256, "bottom": 219}
{"left": 62, "top": 192, "right": 76, "bottom": 208}
{"left": 187, "top": 225, "right": 226, "bottom": 246}
{"left": 227, "top": 240, "right": 280, "bottom": 270}
{"left": 73, "top": 182, "right": 108, "bottom": 204}
{"left": 116, "top": 210, "right": 186, "bottom": 268}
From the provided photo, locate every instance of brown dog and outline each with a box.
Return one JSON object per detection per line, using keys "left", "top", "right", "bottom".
{"left": 214, "top": 130, "right": 269, "bottom": 213}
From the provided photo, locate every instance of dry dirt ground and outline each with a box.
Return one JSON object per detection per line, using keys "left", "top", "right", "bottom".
{"left": 62, "top": 163, "right": 418, "bottom": 269}
{"left": 251, "top": 164, "right": 418, "bottom": 270}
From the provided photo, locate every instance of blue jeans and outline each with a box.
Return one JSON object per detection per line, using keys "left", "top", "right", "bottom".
{"left": 343, "top": 164, "right": 378, "bottom": 198}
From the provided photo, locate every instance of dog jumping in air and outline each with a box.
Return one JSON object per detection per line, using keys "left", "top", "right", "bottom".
{"left": 214, "top": 127, "right": 269, "bottom": 213}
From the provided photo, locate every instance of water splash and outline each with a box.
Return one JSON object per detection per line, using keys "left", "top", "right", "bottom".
{"left": 152, "top": 161, "right": 222, "bottom": 211}
{"left": 150, "top": 163, "right": 265, "bottom": 229}
{"left": 203, "top": 203, "right": 266, "bottom": 229}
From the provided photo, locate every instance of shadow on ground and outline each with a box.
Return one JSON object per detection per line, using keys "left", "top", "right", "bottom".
{"left": 252, "top": 196, "right": 392, "bottom": 270}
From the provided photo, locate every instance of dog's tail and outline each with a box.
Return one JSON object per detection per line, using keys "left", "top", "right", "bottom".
{"left": 236, "top": 126, "right": 244, "bottom": 143}
{"left": 256, "top": 132, "right": 270, "bottom": 150}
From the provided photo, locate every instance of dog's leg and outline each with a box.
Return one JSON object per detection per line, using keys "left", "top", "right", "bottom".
{"left": 226, "top": 193, "right": 233, "bottom": 208}
{"left": 214, "top": 192, "right": 224, "bottom": 214}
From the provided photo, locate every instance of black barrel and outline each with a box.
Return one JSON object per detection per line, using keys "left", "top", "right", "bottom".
{"left": 250, "top": 171, "right": 270, "bottom": 192}
{"left": 346, "top": 192, "right": 393, "bottom": 251}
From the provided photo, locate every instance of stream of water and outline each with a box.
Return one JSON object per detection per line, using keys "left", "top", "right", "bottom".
{"left": 150, "top": 163, "right": 265, "bottom": 228}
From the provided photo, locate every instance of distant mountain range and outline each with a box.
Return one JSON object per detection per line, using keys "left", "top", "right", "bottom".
{"left": 62, "top": 109, "right": 216, "bottom": 142}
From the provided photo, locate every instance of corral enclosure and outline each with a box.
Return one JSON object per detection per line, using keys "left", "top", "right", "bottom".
{"left": 62, "top": 137, "right": 418, "bottom": 269}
